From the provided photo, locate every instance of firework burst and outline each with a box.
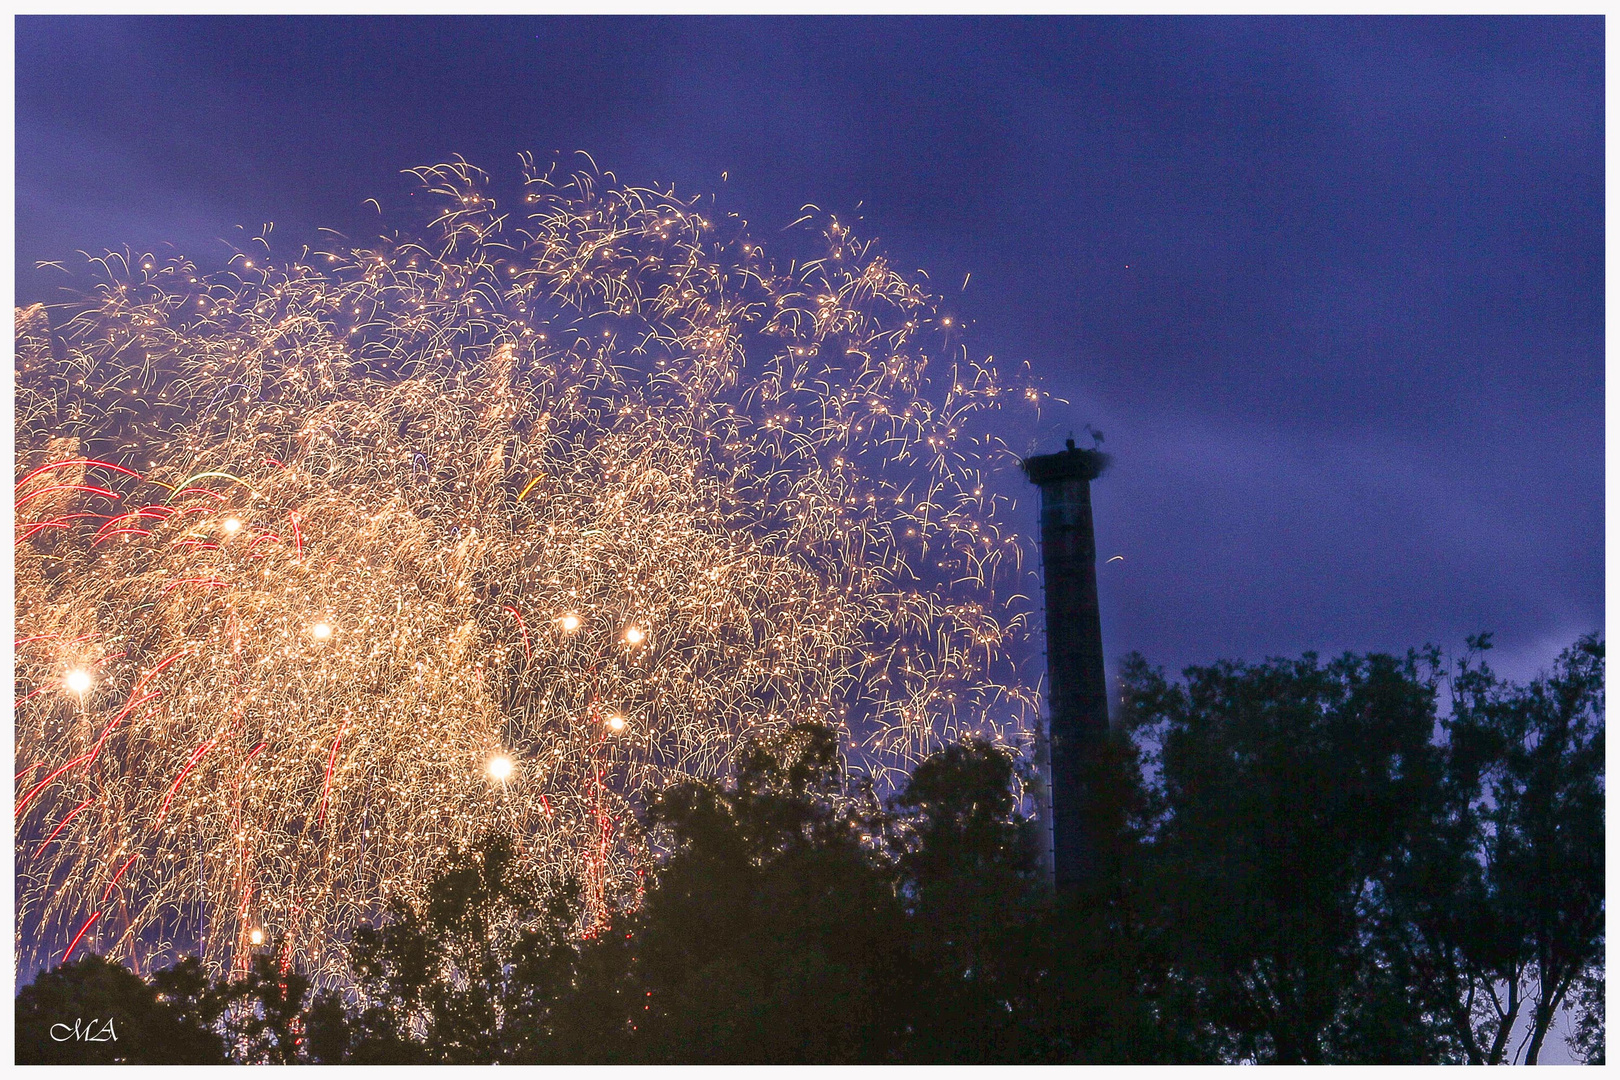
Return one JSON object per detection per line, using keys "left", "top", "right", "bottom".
{"left": 15, "top": 157, "right": 1046, "bottom": 978}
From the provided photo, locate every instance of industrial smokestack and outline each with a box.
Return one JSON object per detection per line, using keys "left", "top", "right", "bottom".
{"left": 1021, "top": 439, "right": 1110, "bottom": 889}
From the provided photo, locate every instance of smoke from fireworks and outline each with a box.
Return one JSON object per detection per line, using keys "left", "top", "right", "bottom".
{"left": 15, "top": 157, "right": 1046, "bottom": 977}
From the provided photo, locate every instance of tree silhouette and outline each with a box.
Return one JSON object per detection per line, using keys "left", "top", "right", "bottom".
{"left": 13, "top": 634, "right": 1603, "bottom": 1065}
{"left": 16, "top": 953, "right": 226, "bottom": 1064}
{"left": 219, "top": 949, "right": 314, "bottom": 1063}
{"left": 1444, "top": 633, "right": 1604, "bottom": 1063}
{"left": 624, "top": 723, "right": 913, "bottom": 1062}
{"left": 1121, "top": 647, "right": 1462, "bottom": 1062}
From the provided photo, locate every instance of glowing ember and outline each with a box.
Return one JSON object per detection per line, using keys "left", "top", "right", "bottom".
{"left": 487, "top": 755, "right": 516, "bottom": 781}
{"left": 63, "top": 669, "right": 93, "bottom": 696}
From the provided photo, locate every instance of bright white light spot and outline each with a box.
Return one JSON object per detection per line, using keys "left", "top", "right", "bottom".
{"left": 623, "top": 626, "right": 645, "bottom": 645}
{"left": 606, "top": 715, "right": 627, "bottom": 732}
{"left": 559, "top": 613, "right": 581, "bottom": 633}
{"left": 310, "top": 622, "right": 334, "bottom": 641}
{"left": 221, "top": 517, "right": 243, "bottom": 534}
{"left": 248, "top": 928, "right": 265, "bottom": 946}
{"left": 64, "top": 669, "right": 93, "bottom": 695}
{"left": 487, "top": 755, "right": 515, "bottom": 781}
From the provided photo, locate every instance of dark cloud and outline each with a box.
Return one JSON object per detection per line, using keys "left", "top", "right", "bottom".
{"left": 16, "top": 15, "right": 1602, "bottom": 684}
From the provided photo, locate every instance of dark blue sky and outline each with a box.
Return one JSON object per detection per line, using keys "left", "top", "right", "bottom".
{"left": 16, "top": 15, "right": 1604, "bottom": 684}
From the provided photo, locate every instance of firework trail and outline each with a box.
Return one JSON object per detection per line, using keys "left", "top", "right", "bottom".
{"left": 15, "top": 157, "right": 1047, "bottom": 978}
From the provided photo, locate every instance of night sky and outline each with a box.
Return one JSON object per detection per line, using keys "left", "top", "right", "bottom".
{"left": 16, "top": 15, "right": 1604, "bottom": 686}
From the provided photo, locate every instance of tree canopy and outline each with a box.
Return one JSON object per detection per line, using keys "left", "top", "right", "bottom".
{"left": 17, "top": 634, "right": 1602, "bottom": 1064}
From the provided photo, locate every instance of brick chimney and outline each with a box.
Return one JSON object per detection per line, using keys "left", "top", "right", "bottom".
{"left": 1021, "top": 439, "right": 1110, "bottom": 888}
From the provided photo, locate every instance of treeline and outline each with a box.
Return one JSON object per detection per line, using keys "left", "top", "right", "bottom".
{"left": 17, "top": 633, "right": 1604, "bottom": 1064}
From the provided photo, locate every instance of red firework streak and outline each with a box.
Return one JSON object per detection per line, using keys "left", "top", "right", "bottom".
{"left": 101, "top": 853, "right": 143, "bottom": 904}
{"left": 17, "top": 513, "right": 109, "bottom": 543}
{"left": 92, "top": 505, "right": 174, "bottom": 539}
{"left": 13, "top": 633, "right": 60, "bottom": 647}
{"left": 502, "top": 605, "right": 531, "bottom": 659}
{"left": 236, "top": 741, "right": 269, "bottom": 839}
{"left": 74, "top": 648, "right": 192, "bottom": 770}
{"left": 82, "top": 690, "right": 164, "bottom": 770}
{"left": 232, "top": 885, "right": 256, "bottom": 981}
{"left": 169, "top": 487, "right": 225, "bottom": 503}
{"left": 316, "top": 721, "right": 349, "bottom": 827}
{"left": 91, "top": 528, "right": 151, "bottom": 546}
{"left": 35, "top": 797, "right": 95, "bottom": 856}
{"left": 61, "top": 911, "right": 102, "bottom": 964}
{"left": 16, "top": 753, "right": 93, "bottom": 818}
{"left": 578, "top": 698, "right": 619, "bottom": 936}
{"left": 15, "top": 458, "right": 142, "bottom": 490}
{"left": 18, "top": 663, "right": 171, "bottom": 816}
{"left": 154, "top": 733, "right": 224, "bottom": 827}
{"left": 133, "top": 648, "right": 195, "bottom": 695}
{"left": 14, "top": 483, "right": 119, "bottom": 510}
{"left": 591, "top": 759, "right": 613, "bottom": 933}
{"left": 231, "top": 740, "right": 270, "bottom": 977}
{"left": 280, "top": 899, "right": 305, "bottom": 976}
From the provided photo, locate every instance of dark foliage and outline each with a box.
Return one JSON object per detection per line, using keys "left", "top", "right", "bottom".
{"left": 1438, "top": 633, "right": 1604, "bottom": 1063}
{"left": 220, "top": 950, "right": 316, "bottom": 1063}
{"left": 1120, "top": 647, "right": 1452, "bottom": 1062}
{"left": 16, "top": 953, "right": 227, "bottom": 1064}
{"left": 16, "top": 635, "right": 1602, "bottom": 1064}
{"left": 622, "top": 724, "right": 911, "bottom": 1062}
{"left": 1117, "top": 633, "right": 1604, "bottom": 1064}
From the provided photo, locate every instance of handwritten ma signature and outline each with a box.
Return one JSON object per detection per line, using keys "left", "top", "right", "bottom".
{"left": 50, "top": 1017, "right": 118, "bottom": 1043}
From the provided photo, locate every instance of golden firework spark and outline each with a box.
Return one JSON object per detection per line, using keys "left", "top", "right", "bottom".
{"left": 14, "top": 158, "right": 1047, "bottom": 978}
